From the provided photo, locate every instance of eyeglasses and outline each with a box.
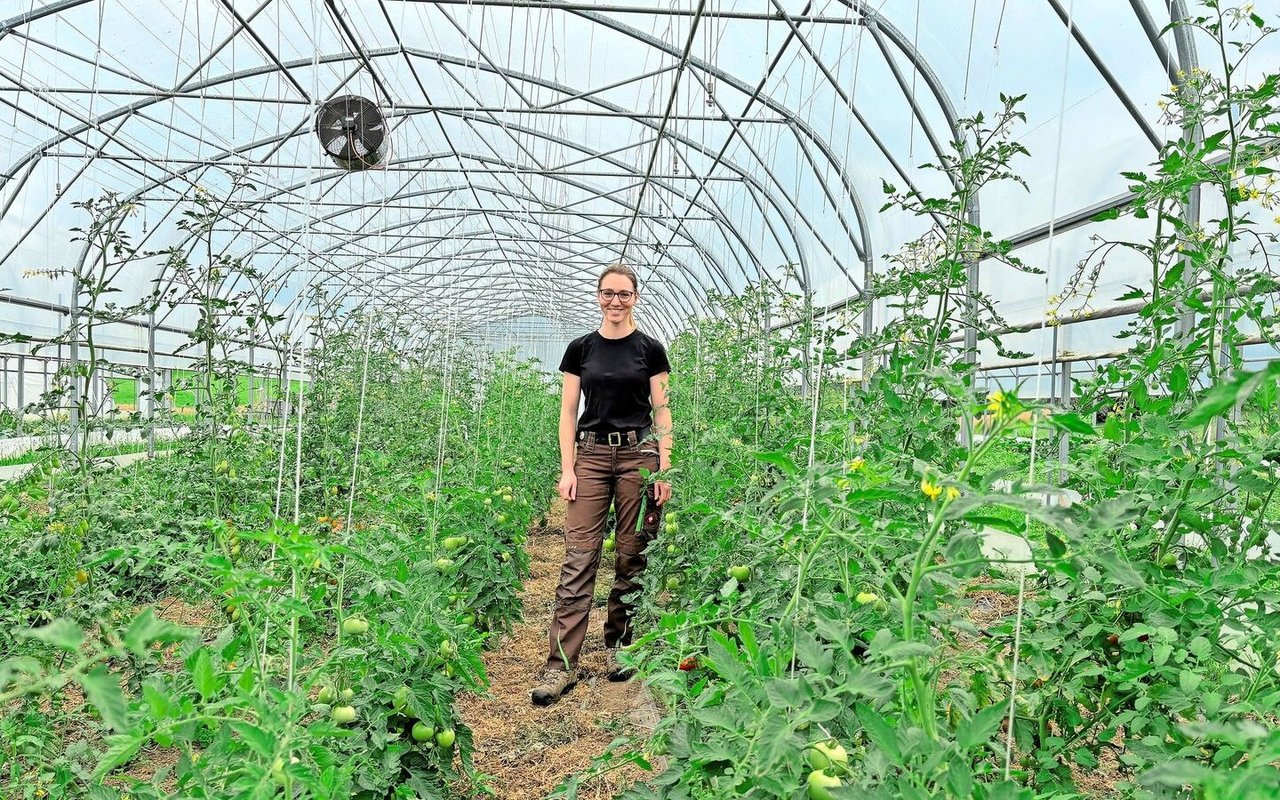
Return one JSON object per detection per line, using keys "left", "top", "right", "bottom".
{"left": 597, "top": 289, "right": 636, "bottom": 302}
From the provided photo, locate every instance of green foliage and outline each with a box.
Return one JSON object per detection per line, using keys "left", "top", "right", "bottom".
{"left": 0, "top": 299, "right": 557, "bottom": 799}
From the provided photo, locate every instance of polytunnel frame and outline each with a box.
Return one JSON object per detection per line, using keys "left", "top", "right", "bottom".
{"left": 0, "top": 2, "right": 957, "bottom": 340}
{"left": 0, "top": 0, "right": 1206, "bottom": 385}
{"left": 121, "top": 36, "right": 887, "bottom": 335}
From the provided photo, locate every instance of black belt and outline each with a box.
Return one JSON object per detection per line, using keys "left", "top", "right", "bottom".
{"left": 578, "top": 427, "right": 651, "bottom": 447}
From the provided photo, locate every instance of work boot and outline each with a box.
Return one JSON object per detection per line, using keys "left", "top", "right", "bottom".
{"left": 530, "top": 668, "right": 578, "bottom": 706}
{"left": 605, "top": 649, "right": 636, "bottom": 682}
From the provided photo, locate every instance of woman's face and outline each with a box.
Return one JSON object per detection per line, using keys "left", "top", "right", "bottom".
{"left": 597, "top": 273, "right": 637, "bottom": 325}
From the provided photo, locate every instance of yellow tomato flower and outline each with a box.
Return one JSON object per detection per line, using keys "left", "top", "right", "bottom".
{"left": 986, "top": 390, "right": 1005, "bottom": 413}
{"left": 921, "top": 478, "right": 942, "bottom": 500}
{"left": 945, "top": 486, "right": 961, "bottom": 501}
{"left": 846, "top": 457, "right": 866, "bottom": 471}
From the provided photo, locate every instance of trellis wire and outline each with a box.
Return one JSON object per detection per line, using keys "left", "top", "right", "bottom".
{"left": 1005, "top": 0, "right": 1077, "bottom": 777}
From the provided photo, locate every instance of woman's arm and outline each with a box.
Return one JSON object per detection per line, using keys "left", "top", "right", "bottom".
{"left": 650, "top": 371, "right": 672, "bottom": 504}
{"left": 558, "top": 373, "right": 582, "bottom": 501}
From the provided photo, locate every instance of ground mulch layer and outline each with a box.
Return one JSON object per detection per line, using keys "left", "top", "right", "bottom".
{"left": 456, "top": 507, "right": 662, "bottom": 800}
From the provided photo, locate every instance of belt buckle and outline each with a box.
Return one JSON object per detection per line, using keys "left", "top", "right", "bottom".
{"left": 607, "top": 431, "right": 622, "bottom": 447}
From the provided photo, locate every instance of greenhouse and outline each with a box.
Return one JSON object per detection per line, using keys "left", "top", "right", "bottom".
{"left": 1, "top": 0, "right": 1278, "bottom": 798}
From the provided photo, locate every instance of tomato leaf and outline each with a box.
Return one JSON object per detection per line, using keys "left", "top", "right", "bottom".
{"left": 1049, "top": 412, "right": 1096, "bottom": 436}
{"left": 1141, "top": 760, "right": 1214, "bottom": 788}
{"left": 79, "top": 667, "right": 129, "bottom": 732}
{"left": 229, "top": 721, "right": 276, "bottom": 757}
{"left": 189, "top": 648, "right": 222, "bottom": 700}
{"left": 957, "top": 703, "right": 1008, "bottom": 751}
{"left": 1184, "top": 362, "right": 1280, "bottom": 428}
{"left": 20, "top": 619, "right": 84, "bottom": 652}
{"left": 1045, "top": 531, "right": 1067, "bottom": 558}
{"left": 856, "top": 703, "right": 901, "bottom": 763}
{"left": 123, "top": 608, "right": 192, "bottom": 660}
{"left": 92, "top": 733, "right": 143, "bottom": 780}
{"left": 753, "top": 451, "right": 797, "bottom": 476}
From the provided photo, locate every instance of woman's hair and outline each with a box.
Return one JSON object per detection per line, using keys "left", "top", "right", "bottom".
{"left": 598, "top": 263, "right": 639, "bottom": 330}
{"left": 597, "top": 263, "right": 638, "bottom": 292}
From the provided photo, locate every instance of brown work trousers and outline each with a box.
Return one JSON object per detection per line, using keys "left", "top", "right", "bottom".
{"left": 547, "top": 435, "right": 662, "bottom": 671}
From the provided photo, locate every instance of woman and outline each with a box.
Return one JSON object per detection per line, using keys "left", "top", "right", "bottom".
{"left": 531, "top": 263, "right": 673, "bottom": 706}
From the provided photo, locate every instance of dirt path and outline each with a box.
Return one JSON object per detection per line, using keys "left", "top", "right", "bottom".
{"left": 457, "top": 507, "right": 661, "bottom": 799}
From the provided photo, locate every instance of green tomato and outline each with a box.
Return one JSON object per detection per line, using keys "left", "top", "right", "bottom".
{"left": 393, "top": 685, "right": 411, "bottom": 711}
{"left": 331, "top": 705, "right": 358, "bottom": 724}
{"left": 666, "top": 544, "right": 677, "bottom": 555}
{"left": 663, "top": 519, "right": 679, "bottom": 534}
{"left": 500, "top": 551, "right": 511, "bottom": 562}
{"left": 503, "top": 494, "right": 513, "bottom": 503}
{"left": 443, "top": 536, "right": 468, "bottom": 551}
{"left": 496, "top": 513, "right": 508, "bottom": 524}
{"left": 806, "top": 740, "right": 849, "bottom": 771}
{"left": 316, "top": 685, "right": 336, "bottom": 705}
{"left": 728, "top": 565, "right": 750, "bottom": 582}
{"left": 440, "top": 639, "right": 457, "bottom": 659}
{"left": 435, "top": 557, "right": 455, "bottom": 573}
{"left": 1246, "top": 495, "right": 1265, "bottom": 511}
{"left": 807, "top": 769, "right": 842, "bottom": 800}
{"left": 342, "top": 616, "right": 369, "bottom": 635}
{"left": 1159, "top": 552, "right": 1179, "bottom": 568}
{"left": 435, "top": 729, "right": 456, "bottom": 748}
{"left": 411, "top": 721, "right": 435, "bottom": 743}
{"left": 855, "top": 591, "right": 879, "bottom": 605}
{"left": 460, "top": 612, "right": 476, "bottom": 627}
{"left": 665, "top": 575, "right": 680, "bottom": 591}
{"left": 341, "top": 688, "right": 355, "bottom": 701}
{"left": 271, "top": 757, "right": 286, "bottom": 785}
{"left": 483, "top": 498, "right": 492, "bottom": 506}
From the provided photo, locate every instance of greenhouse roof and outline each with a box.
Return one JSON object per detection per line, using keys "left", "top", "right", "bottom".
{"left": 0, "top": 0, "right": 1276, "bottom": 359}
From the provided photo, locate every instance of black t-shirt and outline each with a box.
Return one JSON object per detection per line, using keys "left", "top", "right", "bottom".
{"left": 559, "top": 329, "right": 671, "bottom": 433}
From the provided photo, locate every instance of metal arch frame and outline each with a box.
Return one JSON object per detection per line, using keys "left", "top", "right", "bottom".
{"left": 1044, "top": 0, "right": 1163, "bottom": 150}
{"left": 584, "top": 2, "right": 960, "bottom": 355}
{"left": 248, "top": 205, "right": 694, "bottom": 338}
{"left": 0, "top": 1, "right": 1207, "bottom": 347}
{"left": 297, "top": 245, "right": 688, "bottom": 339}
{"left": 212, "top": 48, "right": 829, "bottom": 290}
{"left": 291, "top": 220, "right": 703, "bottom": 328}
{"left": 564, "top": 7, "right": 864, "bottom": 291}
{"left": 19, "top": 47, "right": 772, "bottom": 326}
{"left": 560, "top": 2, "right": 975, "bottom": 355}
{"left": 1, "top": 10, "right": 939, "bottom": 318}
{"left": 230, "top": 165, "right": 732, "bottom": 329}
{"left": 222, "top": 146, "right": 784, "bottom": 311}
{"left": 335, "top": 281, "right": 681, "bottom": 335}
{"left": 274, "top": 211, "right": 707, "bottom": 317}
{"left": 2, "top": 43, "right": 841, "bottom": 313}
{"left": 334, "top": 6, "right": 539, "bottom": 313}
{"left": 237, "top": 167, "right": 744, "bottom": 302}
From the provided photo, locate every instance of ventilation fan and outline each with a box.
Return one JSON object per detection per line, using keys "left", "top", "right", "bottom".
{"left": 314, "top": 94, "right": 389, "bottom": 170}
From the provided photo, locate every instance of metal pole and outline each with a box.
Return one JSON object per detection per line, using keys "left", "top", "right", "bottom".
{"left": 147, "top": 308, "right": 156, "bottom": 457}
{"left": 67, "top": 278, "right": 80, "bottom": 457}
{"left": 862, "top": 255, "right": 874, "bottom": 387}
{"left": 16, "top": 354, "right": 24, "bottom": 431}
{"left": 247, "top": 345, "right": 255, "bottom": 415}
{"left": 1059, "top": 360, "right": 1072, "bottom": 485}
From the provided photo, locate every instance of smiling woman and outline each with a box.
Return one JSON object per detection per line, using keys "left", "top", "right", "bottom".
{"left": 532, "top": 263, "right": 674, "bottom": 707}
